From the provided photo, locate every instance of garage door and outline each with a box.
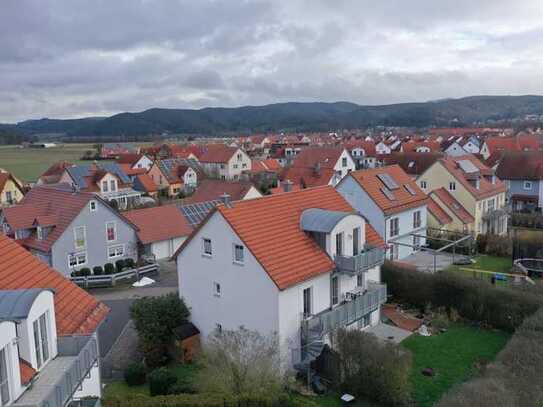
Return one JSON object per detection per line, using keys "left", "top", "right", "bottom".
{"left": 151, "top": 240, "right": 171, "bottom": 259}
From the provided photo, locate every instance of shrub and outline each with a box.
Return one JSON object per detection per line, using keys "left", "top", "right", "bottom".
{"left": 476, "top": 233, "right": 488, "bottom": 253}
{"left": 93, "top": 266, "right": 104, "bottom": 276}
{"left": 104, "top": 263, "right": 115, "bottom": 275}
{"left": 485, "top": 234, "right": 512, "bottom": 257}
{"left": 148, "top": 368, "right": 177, "bottom": 396}
{"left": 169, "top": 381, "right": 198, "bottom": 395}
{"left": 125, "top": 258, "right": 135, "bottom": 269}
{"left": 124, "top": 362, "right": 147, "bottom": 387}
{"left": 79, "top": 267, "right": 91, "bottom": 277}
{"left": 115, "top": 259, "right": 126, "bottom": 272}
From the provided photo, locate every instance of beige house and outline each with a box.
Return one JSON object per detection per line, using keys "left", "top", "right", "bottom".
{"left": 418, "top": 155, "right": 507, "bottom": 235}
{"left": 0, "top": 171, "right": 24, "bottom": 207}
{"left": 199, "top": 145, "right": 251, "bottom": 180}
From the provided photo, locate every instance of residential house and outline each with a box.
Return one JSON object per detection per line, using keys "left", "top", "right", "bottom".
{"left": 344, "top": 141, "right": 377, "bottom": 169}
{"left": 199, "top": 145, "right": 251, "bottom": 180}
{"left": 147, "top": 158, "right": 201, "bottom": 197}
{"left": 442, "top": 139, "right": 469, "bottom": 157}
{"left": 401, "top": 140, "right": 440, "bottom": 153}
{"left": 185, "top": 179, "right": 262, "bottom": 204}
{"left": 0, "top": 233, "right": 109, "bottom": 407}
{"left": 0, "top": 172, "right": 24, "bottom": 207}
{"left": 58, "top": 162, "right": 142, "bottom": 210}
{"left": 426, "top": 188, "right": 475, "bottom": 232}
{"left": 383, "top": 152, "right": 443, "bottom": 180}
{"left": 495, "top": 151, "right": 543, "bottom": 211}
{"left": 418, "top": 155, "right": 508, "bottom": 235}
{"left": 336, "top": 165, "right": 428, "bottom": 260}
{"left": 124, "top": 205, "right": 192, "bottom": 259}
{"left": 100, "top": 143, "right": 138, "bottom": 159}
{"left": 133, "top": 174, "right": 159, "bottom": 198}
{"left": 0, "top": 185, "right": 139, "bottom": 277}
{"left": 480, "top": 135, "right": 541, "bottom": 160}
{"left": 249, "top": 159, "right": 281, "bottom": 187}
{"left": 174, "top": 186, "right": 387, "bottom": 369}
{"left": 36, "top": 162, "right": 74, "bottom": 185}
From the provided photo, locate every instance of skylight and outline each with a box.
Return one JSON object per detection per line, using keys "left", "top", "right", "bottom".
{"left": 377, "top": 173, "right": 399, "bottom": 190}
{"left": 381, "top": 187, "right": 396, "bottom": 201}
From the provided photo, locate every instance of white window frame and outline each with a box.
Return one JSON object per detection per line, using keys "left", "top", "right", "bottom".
{"left": 74, "top": 226, "right": 86, "bottom": 249}
{"left": 36, "top": 226, "right": 43, "bottom": 240}
{"left": 68, "top": 252, "right": 87, "bottom": 268}
{"left": 33, "top": 311, "right": 50, "bottom": 369}
{"left": 420, "top": 180, "right": 427, "bottom": 190}
{"left": 524, "top": 181, "right": 533, "bottom": 190}
{"left": 107, "top": 244, "right": 124, "bottom": 259}
{"left": 0, "top": 346, "right": 10, "bottom": 406}
{"left": 102, "top": 180, "right": 108, "bottom": 192}
{"left": 413, "top": 211, "right": 421, "bottom": 229}
{"left": 110, "top": 179, "right": 117, "bottom": 192}
{"left": 89, "top": 200, "right": 97, "bottom": 212}
{"left": 106, "top": 221, "right": 117, "bottom": 242}
{"left": 233, "top": 244, "right": 244, "bottom": 264}
{"left": 202, "top": 238, "right": 212, "bottom": 257}
{"left": 331, "top": 276, "right": 339, "bottom": 306}
{"left": 389, "top": 217, "right": 399, "bottom": 237}
{"left": 213, "top": 281, "right": 221, "bottom": 297}
{"left": 449, "top": 181, "right": 456, "bottom": 191}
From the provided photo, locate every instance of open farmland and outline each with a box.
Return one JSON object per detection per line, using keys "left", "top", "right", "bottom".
{"left": 0, "top": 144, "right": 98, "bottom": 182}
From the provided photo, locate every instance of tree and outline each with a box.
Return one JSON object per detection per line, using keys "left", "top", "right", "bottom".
{"left": 196, "top": 327, "right": 287, "bottom": 397}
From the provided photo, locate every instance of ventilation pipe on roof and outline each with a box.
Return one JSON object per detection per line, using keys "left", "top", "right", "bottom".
{"left": 220, "top": 193, "right": 232, "bottom": 208}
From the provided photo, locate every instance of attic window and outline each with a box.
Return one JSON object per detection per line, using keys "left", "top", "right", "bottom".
{"left": 381, "top": 187, "right": 396, "bottom": 201}
{"left": 408, "top": 161, "right": 415, "bottom": 168}
{"left": 377, "top": 173, "right": 399, "bottom": 190}
{"left": 89, "top": 201, "right": 97, "bottom": 212}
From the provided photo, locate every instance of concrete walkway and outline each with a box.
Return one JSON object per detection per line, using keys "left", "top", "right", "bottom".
{"left": 365, "top": 323, "right": 413, "bottom": 344}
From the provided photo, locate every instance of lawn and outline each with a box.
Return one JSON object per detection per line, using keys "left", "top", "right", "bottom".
{"left": 470, "top": 255, "right": 513, "bottom": 272}
{"left": 0, "top": 144, "right": 98, "bottom": 182}
{"left": 402, "top": 326, "right": 510, "bottom": 407}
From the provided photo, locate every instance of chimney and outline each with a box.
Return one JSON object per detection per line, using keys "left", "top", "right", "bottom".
{"left": 220, "top": 193, "right": 232, "bottom": 208}
{"left": 283, "top": 179, "right": 293, "bottom": 193}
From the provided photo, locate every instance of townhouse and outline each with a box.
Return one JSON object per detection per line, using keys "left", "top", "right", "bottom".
{"left": 100, "top": 143, "right": 138, "bottom": 159}
{"left": 147, "top": 158, "right": 201, "bottom": 197}
{"left": 344, "top": 141, "right": 377, "bottom": 169}
{"left": 199, "top": 145, "right": 251, "bottom": 180}
{"left": 175, "top": 187, "right": 386, "bottom": 369}
{"left": 36, "top": 161, "right": 74, "bottom": 185}
{"left": 0, "top": 233, "right": 108, "bottom": 407}
{"left": 418, "top": 155, "right": 508, "bottom": 235}
{"left": 185, "top": 179, "right": 262, "bottom": 204}
{"left": 336, "top": 165, "right": 428, "bottom": 260}
{"left": 480, "top": 134, "right": 541, "bottom": 160}
{"left": 1, "top": 185, "right": 139, "bottom": 277}
{"left": 383, "top": 152, "right": 443, "bottom": 180}
{"left": 0, "top": 171, "right": 24, "bottom": 207}
{"left": 495, "top": 151, "right": 543, "bottom": 211}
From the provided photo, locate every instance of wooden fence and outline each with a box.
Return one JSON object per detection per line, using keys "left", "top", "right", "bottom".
{"left": 70, "top": 263, "right": 159, "bottom": 288}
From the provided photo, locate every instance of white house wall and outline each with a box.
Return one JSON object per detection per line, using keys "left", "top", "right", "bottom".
{"left": 0, "top": 320, "right": 23, "bottom": 402}
{"left": 243, "top": 186, "right": 263, "bottom": 200}
{"left": 333, "top": 150, "right": 357, "bottom": 179}
{"left": 385, "top": 205, "right": 427, "bottom": 259}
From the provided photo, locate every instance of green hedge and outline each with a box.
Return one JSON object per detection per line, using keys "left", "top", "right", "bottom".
{"left": 103, "top": 393, "right": 318, "bottom": 407}
{"left": 382, "top": 261, "right": 543, "bottom": 331}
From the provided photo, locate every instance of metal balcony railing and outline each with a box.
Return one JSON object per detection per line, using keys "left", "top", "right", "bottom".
{"left": 301, "top": 283, "right": 387, "bottom": 341}
{"left": 335, "top": 246, "right": 385, "bottom": 275}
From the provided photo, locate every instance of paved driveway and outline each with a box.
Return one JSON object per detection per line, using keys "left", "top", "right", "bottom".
{"left": 98, "top": 299, "right": 134, "bottom": 357}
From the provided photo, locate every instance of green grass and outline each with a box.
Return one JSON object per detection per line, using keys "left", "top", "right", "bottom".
{"left": 470, "top": 255, "right": 512, "bottom": 273}
{"left": 297, "top": 394, "right": 376, "bottom": 407}
{"left": 402, "top": 326, "right": 510, "bottom": 407}
{"left": 0, "top": 144, "right": 98, "bottom": 182}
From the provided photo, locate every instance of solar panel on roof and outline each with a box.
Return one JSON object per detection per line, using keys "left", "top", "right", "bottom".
{"left": 178, "top": 200, "right": 221, "bottom": 227}
{"left": 404, "top": 184, "right": 416, "bottom": 196}
{"left": 380, "top": 187, "right": 396, "bottom": 201}
{"left": 377, "top": 173, "right": 399, "bottom": 190}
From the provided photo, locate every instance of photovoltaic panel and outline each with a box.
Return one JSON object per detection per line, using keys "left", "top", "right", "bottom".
{"left": 178, "top": 200, "right": 221, "bottom": 227}
{"left": 377, "top": 173, "right": 399, "bottom": 190}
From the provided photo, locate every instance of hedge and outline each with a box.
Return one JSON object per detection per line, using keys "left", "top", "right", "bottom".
{"left": 382, "top": 261, "right": 543, "bottom": 331}
{"left": 124, "top": 362, "right": 146, "bottom": 387}
{"left": 149, "top": 368, "right": 177, "bottom": 396}
{"left": 103, "top": 393, "right": 319, "bottom": 407}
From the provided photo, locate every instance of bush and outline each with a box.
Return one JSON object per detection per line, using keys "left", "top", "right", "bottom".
{"left": 169, "top": 381, "right": 198, "bottom": 395}
{"left": 115, "top": 259, "right": 126, "bottom": 272}
{"left": 330, "top": 329, "right": 413, "bottom": 407}
{"left": 476, "top": 233, "right": 488, "bottom": 253}
{"left": 485, "top": 234, "right": 512, "bottom": 257}
{"left": 93, "top": 266, "right": 104, "bottom": 276}
{"left": 124, "top": 362, "right": 147, "bottom": 387}
{"left": 79, "top": 267, "right": 91, "bottom": 277}
{"left": 104, "top": 263, "right": 115, "bottom": 275}
{"left": 125, "top": 258, "right": 135, "bottom": 269}
{"left": 148, "top": 368, "right": 177, "bottom": 396}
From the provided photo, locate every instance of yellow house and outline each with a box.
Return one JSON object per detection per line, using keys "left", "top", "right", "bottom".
{"left": 418, "top": 155, "right": 507, "bottom": 235}
{"left": 0, "top": 172, "right": 24, "bottom": 207}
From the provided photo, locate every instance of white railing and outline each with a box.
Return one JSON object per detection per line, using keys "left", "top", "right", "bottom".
{"left": 70, "top": 263, "right": 158, "bottom": 288}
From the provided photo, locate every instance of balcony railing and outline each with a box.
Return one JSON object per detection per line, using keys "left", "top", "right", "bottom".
{"left": 14, "top": 335, "right": 99, "bottom": 407}
{"left": 335, "top": 246, "right": 385, "bottom": 275}
{"left": 301, "top": 283, "right": 387, "bottom": 341}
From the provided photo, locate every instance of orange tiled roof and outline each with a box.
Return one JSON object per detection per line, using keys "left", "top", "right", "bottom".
{"left": 346, "top": 165, "right": 428, "bottom": 215}
{"left": 185, "top": 179, "right": 257, "bottom": 204}
{"left": 0, "top": 172, "right": 22, "bottom": 193}
{"left": 134, "top": 174, "right": 158, "bottom": 193}
{"left": 431, "top": 188, "right": 475, "bottom": 224}
{"left": 427, "top": 196, "right": 453, "bottom": 225}
{"left": 124, "top": 205, "right": 192, "bottom": 244}
{"left": 19, "top": 359, "right": 36, "bottom": 385}
{"left": 118, "top": 163, "right": 147, "bottom": 176}
{"left": 216, "top": 186, "right": 385, "bottom": 290}
{"left": 199, "top": 145, "right": 238, "bottom": 163}
{"left": 279, "top": 166, "right": 336, "bottom": 188}
{"left": 0, "top": 235, "right": 109, "bottom": 335}
{"left": 291, "top": 147, "right": 344, "bottom": 169}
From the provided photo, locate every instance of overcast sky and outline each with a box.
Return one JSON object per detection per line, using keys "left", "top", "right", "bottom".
{"left": 2, "top": 0, "right": 543, "bottom": 122}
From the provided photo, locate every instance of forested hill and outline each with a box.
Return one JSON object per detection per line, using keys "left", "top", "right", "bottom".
{"left": 5, "top": 95, "right": 543, "bottom": 139}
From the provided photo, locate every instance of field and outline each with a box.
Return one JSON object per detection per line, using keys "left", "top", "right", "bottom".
{"left": 402, "top": 326, "right": 510, "bottom": 407}
{"left": 0, "top": 144, "right": 97, "bottom": 182}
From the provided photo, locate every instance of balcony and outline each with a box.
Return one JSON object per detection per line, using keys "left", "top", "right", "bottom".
{"left": 301, "top": 282, "right": 387, "bottom": 341}
{"left": 14, "top": 335, "right": 99, "bottom": 407}
{"left": 335, "top": 246, "right": 385, "bottom": 275}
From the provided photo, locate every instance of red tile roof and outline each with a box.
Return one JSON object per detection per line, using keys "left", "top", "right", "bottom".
{"left": 216, "top": 186, "right": 384, "bottom": 290}
{"left": 291, "top": 147, "right": 345, "bottom": 169}
{"left": 438, "top": 155, "right": 506, "bottom": 200}
{"left": 19, "top": 359, "right": 37, "bottom": 385}
{"left": 279, "top": 166, "right": 336, "bottom": 188}
{"left": 199, "top": 145, "right": 239, "bottom": 163}
{"left": 344, "top": 140, "right": 377, "bottom": 156}
{"left": 485, "top": 135, "right": 541, "bottom": 156}
{"left": 250, "top": 159, "right": 281, "bottom": 174}
{"left": 124, "top": 205, "right": 192, "bottom": 244}
{"left": 0, "top": 234, "right": 109, "bottom": 335}
{"left": 383, "top": 152, "right": 443, "bottom": 176}
{"left": 427, "top": 196, "right": 453, "bottom": 225}
{"left": 39, "top": 161, "right": 74, "bottom": 184}
{"left": 185, "top": 179, "right": 258, "bottom": 204}
{"left": 401, "top": 141, "right": 441, "bottom": 153}
{"left": 431, "top": 188, "right": 475, "bottom": 224}
{"left": 116, "top": 153, "right": 144, "bottom": 165}
{"left": 134, "top": 174, "right": 158, "bottom": 193}
{"left": 345, "top": 165, "right": 428, "bottom": 215}
{"left": 495, "top": 151, "right": 543, "bottom": 180}
{"left": 118, "top": 163, "right": 147, "bottom": 176}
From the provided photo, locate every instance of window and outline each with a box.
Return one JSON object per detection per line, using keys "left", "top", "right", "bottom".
{"left": 413, "top": 235, "right": 421, "bottom": 250}
{"left": 106, "top": 221, "right": 116, "bottom": 241}
{"left": 242, "top": 163, "right": 247, "bottom": 168}
{"left": 233, "top": 164, "right": 238, "bottom": 169}
{"left": 102, "top": 180, "right": 108, "bottom": 192}
{"left": 303, "top": 287, "right": 312, "bottom": 318}
{"left": 389, "top": 244, "right": 398, "bottom": 260}
{"left": 487, "top": 198, "right": 495, "bottom": 212}
{"left": 237, "top": 153, "right": 242, "bottom": 161}
{"left": 352, "top": 227, "right": 360, "bottom": 255}
{"left": 358, "top": 314, "right": 371, "bottom": 329}
{"left": 449, "top": 181, "right": 456, "bottom": 191}
{"left": 110, "top": 179, "right": 117, "bottom": 192}
{"left": 74, "top": 226, "right": 86, "bottom": 249}
{"left": 37, "top": 226, "right": 43, "bottom": 240}
{"left": 68, "top": 252, "right": 86, "bottom": 268}
{"left": 216, "top": 323, "right": 222, "bottom": 333}
{"left": 331, "top": 276, "right": 339, "bottom": 306}
{"left": 213, "top": 282, "right": 221, "bottom": 297}
{"left": 5, "top": 191, "right": 12, "bottom": 204}
{"left": 108, "top": 245, "right": 124, "bottom": 259}
{"left": 342, "top": 157, "right": 348, "bottom": 167}
{"left": 413, "top": 211, "right": 421, "bottom": 229}
{"left": 524, "top": 181, "right": 533, "bottom": 190}
{"left": 203, "top": 238, "right": 212, "bottom": 256}
{"left": 335, "top": 232, "right": 343, "bottom": 256}
{"left": 389, "top": 218, "right": 399, "bottom": 237}
{"left": 0, "top": 347, "right": 10, "bottom": 405}
{"left": 33, "top": 312, "right": 49, "bottom": 369}
{"left": 89, "top": 201, "right": 97, "bottom": 212}
{"left": 357, "top": 274, "right": 363, "bottom": 287}
{"left": 420, "top": 180, "right": 427, "bottom": 190}
{"left": 233, "top": 244, "right": 244, "bottom": 263}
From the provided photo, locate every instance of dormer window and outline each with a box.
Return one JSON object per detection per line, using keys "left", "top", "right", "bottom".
{"left": 102, "top": 180, "right": 109, "bottom": 192}
{"left": 89, "top": 200, "right": 97, "bottom": 212}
